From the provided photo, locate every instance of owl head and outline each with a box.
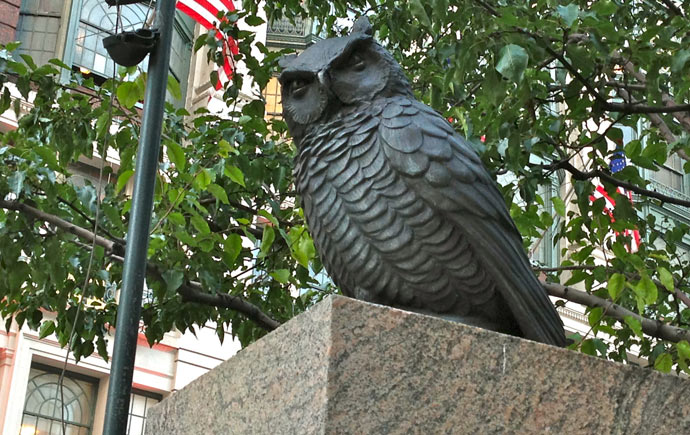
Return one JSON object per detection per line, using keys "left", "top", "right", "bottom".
{"left": 278, "top": 16, "right": 412, "bottom": 140}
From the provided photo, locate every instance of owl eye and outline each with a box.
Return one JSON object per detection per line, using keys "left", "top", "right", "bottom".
{"left": 289, "top": 79, "right": 311, "bottom": 98}
{"left": 350, "top": 53, "right": 366, "bottom": 71}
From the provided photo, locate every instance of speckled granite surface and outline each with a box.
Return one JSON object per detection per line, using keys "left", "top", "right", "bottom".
{"left": 146, "top": 295, "right": 690, "bottom": 434}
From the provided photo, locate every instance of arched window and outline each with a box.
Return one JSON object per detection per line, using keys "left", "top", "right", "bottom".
{"left": 20, "top": 365, "right": 97, "bottom": 435}
{"left": 16, "top": 1, "right": 194, "bottom": 100}
{"left": 73, "top": 0, "right": 150, "bottom": 77}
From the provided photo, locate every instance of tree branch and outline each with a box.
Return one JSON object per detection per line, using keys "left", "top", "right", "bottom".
{"left": 603, "top": 101, "right": 690, "bottom": 114}
{"left": 520, "top": 30, "right": 690, "bottom": 116}
{"left": 105, "top": 253, "right": 281, "bottom": 331}
{"left": 604, "top": 81, "right": 647, "bottom": 92}
{"left": 611, "top": 51, "right": 690, "bottom": 132}
{"left": 544, "top": 282, "right": 690, "bottom": 343}
{"left": 657, "top": 0, "right": 685, "bottom": 17}
{"left": 472, "top": 0, "right": 500, "bottom": 17}
{"left": 534, "top": 265, "right": 596, "bottom": 272}
{"left": 0, "top": 199, "right": 116, "bottom": 252}
{"left": 534, "top": 264, "right": 690, "bottom": 309}
{"left": 553, "top": 161, "right": 690, "bottom": 208}
{"left": 614, "top": 87, "right": 680, "bottom": 143}
{"left": 176, "top": 281, "right": 280, "bottom": 331}
{"left": 3, "top": 199, "right": 282, "bottom": 331}
{"left": 55, "top": 196, "right": 126, "bottom": 245}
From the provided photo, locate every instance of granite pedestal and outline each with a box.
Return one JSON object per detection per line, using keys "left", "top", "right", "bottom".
{"left": 146, "top": 295, "right": 690, "bottom": 434}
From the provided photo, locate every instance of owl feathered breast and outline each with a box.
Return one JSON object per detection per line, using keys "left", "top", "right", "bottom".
{"left": 282, "top": 17, "right": 566, "bottom": 347}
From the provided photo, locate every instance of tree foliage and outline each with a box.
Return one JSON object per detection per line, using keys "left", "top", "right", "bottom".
{"left": 1, "top": 1, "right": 690, "bottom": 374}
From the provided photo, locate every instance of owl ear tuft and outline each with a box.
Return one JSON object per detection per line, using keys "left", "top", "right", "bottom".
{"left": 278, "top": 54, "right": 298, "bottom": 69}
{"left": 352, "top": 16, "right": 373, "bottom": 36}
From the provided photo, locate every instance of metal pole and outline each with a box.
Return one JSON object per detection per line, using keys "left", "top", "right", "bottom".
{"left": 103, "top": 1, "right": 176, "bottom": 434}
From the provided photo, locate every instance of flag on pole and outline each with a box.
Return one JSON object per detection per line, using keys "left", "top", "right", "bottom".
{"left": 176, "top": 0, "right": 238, "bottom": 89}
{"left": 589, "top": 151, "right": 641, "bottom": 252}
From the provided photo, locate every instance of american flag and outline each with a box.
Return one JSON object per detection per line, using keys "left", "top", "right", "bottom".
{"left": 589, "top": 151, "right": 641, "bottom": 252}
{"left": 176, "top": 0, "right": 238, "bottom": 90}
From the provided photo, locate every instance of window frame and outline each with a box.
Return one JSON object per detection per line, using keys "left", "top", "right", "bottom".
{"left": 20, "top": 362, "right": 99, "bottom": 435}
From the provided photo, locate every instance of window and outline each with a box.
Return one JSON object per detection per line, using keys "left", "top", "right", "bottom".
{"left": 74, "top": 0, "right": 150, "bottom": 77}
{"left": 126, "top": 390, "right": 161, "bottom": 435}
{"left": 20, "top": 364, "right": 97, "bottom": 435}
{"left": 652, "top": 153, "right": 684, "bottom": 193}
{"left": 16, "top": 0, "right": 63, "bottom": 67}
{"left": 263, "top": 76, "right": 282, "bottom": 119}
{"left": 15, "top": 1, "right": 194, "bottom": 100}
{"left": 528, "top": 182, "right": 560, "bottom": 268}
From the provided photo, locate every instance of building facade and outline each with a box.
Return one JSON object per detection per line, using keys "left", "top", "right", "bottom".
{"left": 3, "top": 2, "right": 681, "bottom": 434}
{"left": 0, "top": 2, "right": 317, "bottom": 435}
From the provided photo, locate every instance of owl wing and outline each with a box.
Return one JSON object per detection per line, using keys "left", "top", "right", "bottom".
{"left": 378, "top": 97, "right": 566, "bottom": 346}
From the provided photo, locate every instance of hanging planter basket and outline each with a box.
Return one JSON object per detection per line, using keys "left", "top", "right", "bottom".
{"left": 103, "top": 28, "right": 159, "bottom": 67}
{"left": 105, "top": 0, "right": 143, "bottom": 5}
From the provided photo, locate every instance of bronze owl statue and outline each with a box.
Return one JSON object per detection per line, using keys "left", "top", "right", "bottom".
{"left": 278, "top": 16, "right": 566, "bottom": 346}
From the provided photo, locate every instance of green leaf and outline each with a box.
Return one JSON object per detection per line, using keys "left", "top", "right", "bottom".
{"left": 116, "top": 169, "right": 134, "bottom": 194}
{"left": 639, "top": 276, "right": 658, "bottom": 305}
{"left": 34, "top": 146, "right": 59, "bottom": 169}
{"left": 116, "top": 81, "right": 141, "bottom": 109}
{"left": 207, "top": 183, "right": 229, "bottom": 204}
{"left": 592, "top": 0, "right": 617, "bottom": 16}
{"left": 677, "top": 340, "right": 690, "bottom": 360}
{"left": 8, "top": 170, "right": 26, "bottom": 195}
{"left": 193, "top": 169, "right": 212, "bottom": 191}
{"left": 671, "top": 49, "right": 690, "bottom": 74}
{"left": 97, "top": 336, "right": 109, "bottom": 362}
{"left": 588, "top": 307, "right": 603, "bottom": 326}
{"left": 5, "top": 41, "right": 21, "bottom": 51}
{"left": 631, "top": 276, "right": 657, "bottom": 312}
{"left": 678, "top": 342, "right": 690, "bottom": 374}
{"left": 624, "top": 139, "right": 642, "bottom": 158}
{"left": 654, "top": 352, "right": 673, "bottom": 373}
{"left": 38, "top": 321, "right": 56, "bottom": 339}
{"left": 410, "top": 0, "right": 432, "bottom": 28}
{"left": 167, "top": 212, "right": 185, "bottom": 226}
{"left": 48, "top": 58, "right": 71, "bottom": 70}
{"left": 193, "top": 33, "right": 208, "bottom": 52}
{"left": 658, "top": 267, "right": 674, "bottom": 293}
{"left": 270, "top": 269, "right": 290, "bottom": 284}
{"left": 607, "top": 273, "right": 625, "bottom": 300}
{"left": 19, "top": 54, "right": 37, "bottom": 71}
{"left": 245, "top": 15, "right": 265, "bottom": 26}
{"left": 289, "top": 227, "right": 315, "bottom": 268}
{"left": 167, "top": 75, "right": 182, "bottom": 100}
{"left": 166, "top": 141, "right": 185, "bottom": 171}
{"left": 623, "top": 315, "right": 643, "bottom": 338}
{"left": 8, "top": 60, "right": 27, "bottom": 76}
{"left": 581, "top": 338, "right": 597, "bottom": 356}
{"left": 552, "top": 197, "right": 565, "bottom": 217}
{"left": 95, "top": 111, "right": 111, "bottom": 139}
{"left": 496, "top": 44, "right": 528, "bottom": 83}
{"left": 162, "top": 269, "right": 184, "bottom": 293}
{"left": 259, "top": 225, "right": 275, "bottom": 257}
{"left": 222, "top": 234, "right": 242, "bottom": 267}
{"left": 218, "top": 139, "right": 239, "bottom": 157}
{"left": 190, "top": 214, "right": 210, "bottom": 234}
{"left": 225, "top": 165, "right": 245, "bottom": 187}
{"left": 556, "top": 4, "right": 580, "bottom": 27}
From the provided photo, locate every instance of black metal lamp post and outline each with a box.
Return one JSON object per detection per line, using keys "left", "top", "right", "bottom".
{"left": 102, "top": 1, "right": 176, "bottom": 434}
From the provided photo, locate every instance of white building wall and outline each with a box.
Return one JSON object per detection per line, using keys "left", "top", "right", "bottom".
{"left": 0, "top": 317, "right": 241, "bottom": 435}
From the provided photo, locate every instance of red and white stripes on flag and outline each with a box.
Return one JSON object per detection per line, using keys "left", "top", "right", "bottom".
{"left": 589, "top": 185, "right": 642, "bottom": 252}
{"left": 176, "top": 0, "right": 239, "bottom": 89}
